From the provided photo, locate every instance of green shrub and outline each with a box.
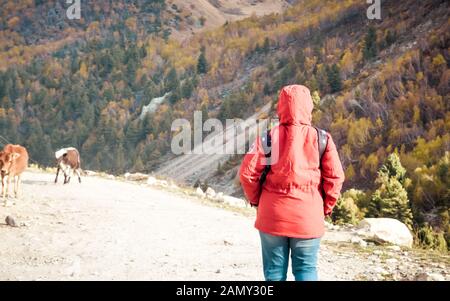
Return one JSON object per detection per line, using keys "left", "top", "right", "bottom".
{"left": 332, "top": 194, "right": 362, "bottom": 225}
{"left": 415, "top": 223, "right": 448, "bottom": 252}
{"left": 343, "top": 189, "right": 369, "bottom": 213}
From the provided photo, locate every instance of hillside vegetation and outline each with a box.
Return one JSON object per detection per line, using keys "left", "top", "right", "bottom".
{"left": 0, "top": 0, "right": 449, "bottom": 250}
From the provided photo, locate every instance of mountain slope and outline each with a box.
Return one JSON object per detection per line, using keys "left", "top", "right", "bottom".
{"left": 167, "top": 0, "right": 291, "bottom": 40}
{"left": 0, "top": 0, "right": 292, "bottom": 70}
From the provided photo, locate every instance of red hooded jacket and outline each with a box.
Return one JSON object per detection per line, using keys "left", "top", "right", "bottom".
{"left": 239, "top": 85, "right": 345, "bottom": 238}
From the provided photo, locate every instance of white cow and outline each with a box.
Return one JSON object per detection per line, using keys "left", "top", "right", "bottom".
{"left": 55, "top": 147, "right": 82, "bottom": 184}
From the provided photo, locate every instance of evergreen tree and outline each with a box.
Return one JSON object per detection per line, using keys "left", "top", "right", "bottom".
{"left": 254, "top": 43, "right": 262, "bottom": 54}
{"left": 263, "top": 82, "right": 271, "bottom": 95}
{"left": 125, "top": 121, "right": 142, "bottom": 147}
{"left": 197, "top": 48, "right": 208, "bottom": 74}
{"left": 168, "top": 90, "right": 181, "bottom": 105}
{"left": 164, "top": 67, "right": 179, "bottom": 93}
{"left": 316, "top": 66, "right": 329, "bottom": 93}
{"left": 133, "top": 154, "right": 145, "bottom": 172}
{"left": 379, "top": 153, "right": 407, "bottom": 184}
{"left": 263, "top": 37, "right": 270, "bottom": 54}
{"left": 295, "top": 49, "right": 306, "bottom": 69}
{"left": 369, "top": 176, "right": 414, "bottom": 228}
{"left": 181, "top": 79, "right": 194, "bottom": 99}
{"left": 327, "top": 64, "right": 342, "bottom": 93}
{"left": 385, "top": 30, "right": 396, "bottom": 47}
{"left": 98, "top": 51, "right": 114, "bottom": 78}
{"left": 368, "top": 154, "right": 413, "bottom": 228}
{"left": 363, "top": 26, "right": 378, "bottom": 61}
{"left": 114, "top": 144, "right": 126, "bottom": 173}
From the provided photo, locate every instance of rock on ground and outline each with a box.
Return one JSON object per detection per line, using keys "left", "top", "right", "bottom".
{"left": 5, "top": 216, "right": 17, "bottom": 227}
{"left": 356, "top": 218, "right": 413, "bottom": 248}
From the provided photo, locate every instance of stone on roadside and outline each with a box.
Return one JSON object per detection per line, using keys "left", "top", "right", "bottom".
{"left": 356, "top": 218, "right": 413, "bottom": 248}
{"left": 147, "top": 176, "right": 157, "bottom": 185}
{"left": 195, "top": 187, "right": 205, "bottom": 197}
{"left": 214, "top": 192, "right": 224, "bottom": 202}
{"left": 205, "top": 187, "right": 216, "bottom": 198}
{"left": 84, "top": 170, "right": 97, "bottom": 176}
{"left": 5, "top": 216, "right": 18, "bottom": 227}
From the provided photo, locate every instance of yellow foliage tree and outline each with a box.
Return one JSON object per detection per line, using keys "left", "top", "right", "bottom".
{"left": 79, "top": 62, "right": 89, "bottom": 79}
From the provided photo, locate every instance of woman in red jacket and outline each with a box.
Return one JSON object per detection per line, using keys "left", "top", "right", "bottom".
{"left": 239, "top": 85, "right": 345, "bottom": 281}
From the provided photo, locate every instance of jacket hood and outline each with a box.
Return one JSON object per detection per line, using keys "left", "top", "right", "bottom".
{"left": 277, "top": 85, "right": 313, "bottom": 125}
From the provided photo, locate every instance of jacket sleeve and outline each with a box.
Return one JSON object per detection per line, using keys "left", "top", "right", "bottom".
{"left": 239, "top": 136, "right": 267, "bottom": 206}
{"left": 321, "top": 133, "right": 345, "bottom": 216}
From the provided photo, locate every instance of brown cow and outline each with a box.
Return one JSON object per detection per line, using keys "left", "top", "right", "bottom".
{"left": 0, "top": 144, "right": 29, "bottom": 199}
{"left": 55, "top": 147, "right": 82, "bottom": 184}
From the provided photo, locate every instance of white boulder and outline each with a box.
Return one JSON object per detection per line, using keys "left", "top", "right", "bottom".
{"left": 214, "top": 192, "right": 225, "bottom": 202}
{"left": 205, "top": 187, "right": 216, "bottom": 198}
{"left": 84, "top": 170, "right": 97, "bottom": 176}
{"left": 356, "top": 218, "right": 413, "bottom": 248}
{"left": 147, "top": 176, "right": 157, "bottom": 185}
{"left": 195, "top": 187, "right": 205, "bottom": 197}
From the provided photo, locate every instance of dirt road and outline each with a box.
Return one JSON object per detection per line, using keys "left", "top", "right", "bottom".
{"left": 0, "top": 171, "right": 447, "bottom": 281}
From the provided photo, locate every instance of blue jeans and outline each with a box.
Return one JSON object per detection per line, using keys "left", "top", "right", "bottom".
{"left": 259, "top": 231, "right": 321, "bottom": 281}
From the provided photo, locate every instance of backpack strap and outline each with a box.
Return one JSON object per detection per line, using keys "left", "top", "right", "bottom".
{"left": 259, "top": 130, "right": 271, "bottom": 185}
{"left": 314, "top": 126, "right": 328, "bottom": 164}
{"left": 314, "top": 126, "right": 328, "bottom": 200}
